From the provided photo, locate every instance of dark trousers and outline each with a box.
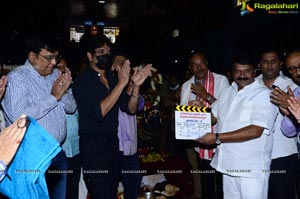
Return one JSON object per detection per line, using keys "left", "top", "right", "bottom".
{"left": 121, "top": 153, "right": 142, "bottom": 199}
{"left": 198, "top": 158, "right": 223, "bottom": 199}
{"left": 46, "top": 150, "right": 67, "bottom": 199}
{"left": 65, "top": 154, "right": 81, "bottom": 199}
{"left": 80, "top": 135, "right": 122, "bottom": 199}
{"left": 268, "top": 153, "right": 298, "bottom": 199}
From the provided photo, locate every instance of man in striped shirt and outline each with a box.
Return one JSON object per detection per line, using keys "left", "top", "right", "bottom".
{"left": 1, "top": 33, "right": 77, "bottom": 199}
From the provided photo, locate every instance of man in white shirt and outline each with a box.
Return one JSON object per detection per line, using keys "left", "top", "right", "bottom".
{"left": 197, "top": 52, "right": 277, "bottom": 199}
{"left": 256, "top": 49, "right": 298, "bottom": 199}
{"left": 180, "top": 51, "right": 229, "bottom": 199}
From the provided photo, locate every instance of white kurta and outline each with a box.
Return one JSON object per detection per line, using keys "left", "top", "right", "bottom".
{"left": 180, "top": 72, "right": 229, "bottom": 159}
{"left": 180, "top": 73, "right": 229, "bottom": 106}
{"left": 256, "top": 73, "right": 298, "bottom": 159}
{"left": 211, "top": 80, "right": 277, "bottom": 178}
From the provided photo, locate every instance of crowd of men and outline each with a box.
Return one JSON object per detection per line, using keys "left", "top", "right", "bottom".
{"left": 1, "top": 30, "right": 300, "bottom": 199}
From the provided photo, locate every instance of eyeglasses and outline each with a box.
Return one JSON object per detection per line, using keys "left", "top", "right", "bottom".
{"left": 287, "top": 64, "right": 300, "bottom": 73}
{"left": 36, "top": 53, "right": 58, "bottom": 62}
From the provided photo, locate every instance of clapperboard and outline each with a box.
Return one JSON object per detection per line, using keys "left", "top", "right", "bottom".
{"left": 175, "top": 105, "right": 211, "bottom": 140}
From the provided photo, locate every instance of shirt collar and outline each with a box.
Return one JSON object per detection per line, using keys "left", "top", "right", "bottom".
{"left": 24, "top": 59, "right": 56, "bottom": 79}
{"left": 86, "top": 65, "right": 100, "bottom": 77}
{"left": 86, "top": 65, "right": 113, "bottom": 79}
{"left": 255, "top": 71, "right": 287, "bottom": 88}
{"left": 231, "top": 80, "right": 256, "bottom": 93}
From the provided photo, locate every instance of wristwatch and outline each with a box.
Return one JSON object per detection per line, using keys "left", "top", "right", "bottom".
{"left": 206, "top": 95, "right": 213, "bottom": 103}
{"left": 215, "top": 133, "right": 221, "bottom": 145}
{"left": 0, "top": 160, "right": 7, "bottom": 181}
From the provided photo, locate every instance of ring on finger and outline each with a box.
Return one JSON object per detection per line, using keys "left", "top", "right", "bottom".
{"left": 17, "top": 117, "right": 28, "bottom": 129}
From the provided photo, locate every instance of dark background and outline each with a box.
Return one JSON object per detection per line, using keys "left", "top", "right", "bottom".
{"left": 0, "top": 0, "right": 299, "bottom": 79}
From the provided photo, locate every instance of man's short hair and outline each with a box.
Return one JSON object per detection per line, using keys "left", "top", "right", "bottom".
{"left": 258, "top": 47, "right": 282, "bottom": 62}
{"left": 188, "top": 51, "right": 208, "bottom": 65}
{"left": 25, "top": 33, "right": 60, "bottom": 55}
{"left": 232, "top": 51, "right": 255, "bottom": 68}
{"left": 85, "top": 34, "right": 112, "bottom": 54}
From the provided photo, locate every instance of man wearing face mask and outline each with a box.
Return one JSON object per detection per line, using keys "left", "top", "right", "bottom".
{"left": 72, "top": 35, "right": 152, "bottom": 199}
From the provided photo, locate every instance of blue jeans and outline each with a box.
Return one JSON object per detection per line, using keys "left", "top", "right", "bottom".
{"left": 121, "top": 153, "right": 142, "bottom": 199}
{"left": 45, "top": 150, "right": 67, "bottom": 199}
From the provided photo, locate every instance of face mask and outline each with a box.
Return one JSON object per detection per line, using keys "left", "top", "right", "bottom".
{"left": 96, "top": 54, "right": 113, "bottom": 70}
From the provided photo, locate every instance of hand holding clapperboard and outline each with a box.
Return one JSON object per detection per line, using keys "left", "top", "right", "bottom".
{"left": 175, "top": 105, "right": 211, "bottom": 140}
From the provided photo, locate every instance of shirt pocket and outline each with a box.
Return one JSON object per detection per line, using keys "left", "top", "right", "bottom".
{"left": 239, "top": 101, "right": 253, "bottom": 122}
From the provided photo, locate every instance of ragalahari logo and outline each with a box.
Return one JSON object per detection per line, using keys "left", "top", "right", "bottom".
{"left": 240, "top": 1, "right": 254, "bottom": 16}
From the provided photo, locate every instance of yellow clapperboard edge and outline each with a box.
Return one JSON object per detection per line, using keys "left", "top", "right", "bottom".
{"left": 175, "top": 105, "right": 211, "bottom": 112}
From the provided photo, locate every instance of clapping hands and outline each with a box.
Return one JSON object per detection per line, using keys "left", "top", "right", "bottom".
{"left": 51, "top": 67, "right": 72, "bottom": 101}
{"left": 287, "top": 96, "right": 300, "bottom": 123}
{"left": 131, "top": 64, "right": 152, "bottom": 87}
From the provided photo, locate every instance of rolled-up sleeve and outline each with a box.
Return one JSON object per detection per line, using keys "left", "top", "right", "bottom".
{"left": 251, "top": 91, "right": 278, "bottom": 135}
{"left": 281, "top": 116, "right": 299, "bottom": 137}
{"left": 61, "top": 88, "right": 77, "bottom": 114}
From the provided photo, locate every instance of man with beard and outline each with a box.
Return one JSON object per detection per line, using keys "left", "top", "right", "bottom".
{"left": 196, "top": 52, "right": 277, "bottom": 199}
{"left": 255, "top": 49, "right": 298, "bottom": 199}
{"left": 72, "top": 35, "right": 151, "bottom": 199}
{"left": 180, "top": 51, "right": 229, "bottom": 199}
{"left": 276, "top": 49, "right": 300, "bottom": 199}
{"left": 272, "top": 49, "right": 300, "bottom": 143}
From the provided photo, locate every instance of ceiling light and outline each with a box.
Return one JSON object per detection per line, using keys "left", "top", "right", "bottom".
{"left": 104, "top": 1, "right": 119, "bottom": 18}
{"left": 99, "top": 1, "right": 106, "bottom": 3}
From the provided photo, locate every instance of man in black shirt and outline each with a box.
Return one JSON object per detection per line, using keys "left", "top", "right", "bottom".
{"left": 72, "top": 35, "right": 151, "bottom": 199}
